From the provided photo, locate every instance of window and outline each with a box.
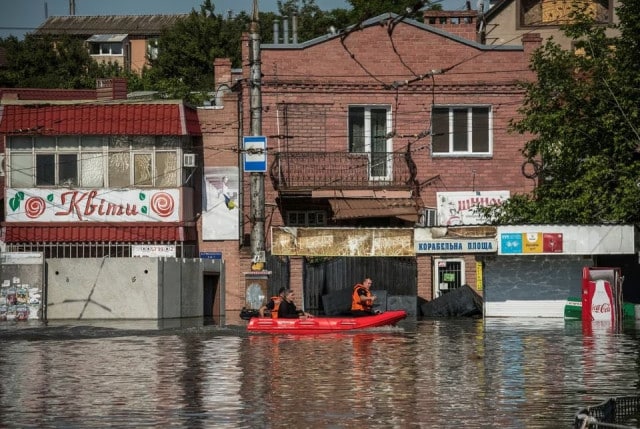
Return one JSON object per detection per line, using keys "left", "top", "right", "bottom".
{"left": 433, "top": 258, "right": 465, "bottom": 298}
{"left": 8, "top": 136, "right": 185, "bottom": 188}
{"left": 286, "top": 211, "right": 326, "bottom": 227}
{"left": 519, "top": 0, "right": 610, "bottom": 27}
{"left": 431, "top": 106, "right": 491, "bottom": 156}
{"left": 89, "top": 42, "right": 123, "bottom": 56}
{"left": 348, "top": 106, "right": 392, "bottom": 179}
{"left": 147, "top": 39, "right": 159, "bottom": 60}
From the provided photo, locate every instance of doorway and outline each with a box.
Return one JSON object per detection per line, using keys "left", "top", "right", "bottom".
{"left": 203, "top": 274, "right": 220, "bottom": 319}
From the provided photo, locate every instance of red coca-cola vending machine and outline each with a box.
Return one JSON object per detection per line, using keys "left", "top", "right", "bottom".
{"left": 582, "top": 267, "right": 623, "bottom": 334}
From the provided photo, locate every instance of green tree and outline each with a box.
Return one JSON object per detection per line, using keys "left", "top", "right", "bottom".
{"left": 481, "top": 4, "right": 640, "bottom": 224}
{"left": 0, "top": 34, "right": 97, "bottom": 88}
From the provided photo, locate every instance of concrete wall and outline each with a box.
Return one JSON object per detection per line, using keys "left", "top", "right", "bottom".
{"left": 483, "top": 255, "right": 591, "bottom": 317}
{"left": 46, "top": 257, "right": 212, "bottom": 320}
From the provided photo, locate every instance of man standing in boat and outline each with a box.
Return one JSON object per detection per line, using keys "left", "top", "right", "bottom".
{"left": 351, "top": 277, "right": 378, "bottom": 316}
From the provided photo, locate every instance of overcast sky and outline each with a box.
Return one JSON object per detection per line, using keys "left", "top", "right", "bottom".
{"left": 0, "top": 0, "right": 470, "bottom": 39}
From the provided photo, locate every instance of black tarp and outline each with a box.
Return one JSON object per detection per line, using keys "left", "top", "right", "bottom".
{"left": 421, "top": 284, "right": 483, "bottom": 317}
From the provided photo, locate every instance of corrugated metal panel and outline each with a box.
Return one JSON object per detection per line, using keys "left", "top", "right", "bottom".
{"left": 0, "top": 104, "right": 202, "bottom": 136}
{"left": 35, "top": 15, "right": 189, "bottom": 37}
{"left": 328, "top": 198, "right": 419, "bottom": 221}
{"left": 303, "top": 256, "right": 417, "bottom": 313}
{"left": 87, "top": 34, "right": 128, "bottom": 42}
{"left": 4, "top": 224, "right": 196, "bottom": 243}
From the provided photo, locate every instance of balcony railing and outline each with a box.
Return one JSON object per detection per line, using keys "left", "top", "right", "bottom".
{"left": 270, "top": 151, "right": 416, "bottom": 191}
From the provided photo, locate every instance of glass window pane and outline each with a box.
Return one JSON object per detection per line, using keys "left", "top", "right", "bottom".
{"left": 59, "top": 154, "right": 78, "bottom": 187}
{"left": 36, "top": 154, "right": 55, "bottom": 186}
{"left": 472, "top": 107, "right": 490, "bottom": 153}
{"left": 109, "top": 152, "right": 130, "bottom": 187}
{"left": 81, "top": 153, "right": 104, "bottom": 187}
{"left": 110, "top": 43, "right": 122, "bottom": 55}
{"left": 349, "top": 107, "right": 365, "bottom": 152}
{"left": 58, "top": 136, "right": 79, "bottom": 150}
{"left": 82, "top": 136, "right": 109, "bottom": 149}
{"left": 156, "top": 152, "right": 177, "bottom": 187}
{"left": 8, "top": 136, "right": 33, "bottom": 150}
{"left": 132, "top": 136, "right": 155, "bottom": 149}
{"left": 34, "top": 136, "right": 55, "bottom": 150}
{"left": 452, "top": 108, "right": 468, "bottom": 152}
{"left": 431, "top": 108, "right": 449, "bottom": 153}
{"left": 134, "top": 153, "right": 152, "bottom": 186}
{"left": 370, "top": 109, "right": 387, "bottom": 177}
{"left": 110, "top": 136, "right": 131, "bottom": 149}
{"left": 10, "top": 153, "right": 34, "bottom": 187}
{"left": 158, "top": 136, "right": 180, "bottom": 148}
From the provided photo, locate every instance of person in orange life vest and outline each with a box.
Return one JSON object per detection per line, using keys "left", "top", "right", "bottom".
{"left": 278, "top": 289, "right": 313, "bottom": 319}
{"left": 259, "top": 287, "right": 286, "bottom": 318}
{"left": 351, "top": 277, "right": 378, "bottom": 316}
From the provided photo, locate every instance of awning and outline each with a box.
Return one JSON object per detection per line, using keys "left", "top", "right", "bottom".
{"left": 328, "top": 198, "right": 419, "bottom": 222}
{"left": 86, "top": 34, "right": 128, "bottom": 43}
{"left": 3, "top": 223, "right": 197, "bottom": 243}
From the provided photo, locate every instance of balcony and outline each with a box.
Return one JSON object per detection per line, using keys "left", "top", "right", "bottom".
{"left": 270, "top": 151, "right": 417, "bottom": 192}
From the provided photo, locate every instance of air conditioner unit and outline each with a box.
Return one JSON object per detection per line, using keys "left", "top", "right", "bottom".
{"left": 416, "top": 208, "right": 437, "bottom": 227}
{"left": 183, "top": 153, "right": 196, "bottom": 167}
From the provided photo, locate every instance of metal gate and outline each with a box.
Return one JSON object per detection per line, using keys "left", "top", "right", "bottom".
{"left": 303, "top": 256, "right": 417, "bottom": 313}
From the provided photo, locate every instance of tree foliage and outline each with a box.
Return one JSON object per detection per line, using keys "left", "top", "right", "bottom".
{"left": 481, "top": 3, "right": 640, "bottom": 225}
{"left": 0, "top": 0, "right": 440, "bottom": 99}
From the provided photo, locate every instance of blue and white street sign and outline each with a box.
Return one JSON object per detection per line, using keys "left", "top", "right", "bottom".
{"left": 243, "top": 136, "right": 267, "bottom": 172}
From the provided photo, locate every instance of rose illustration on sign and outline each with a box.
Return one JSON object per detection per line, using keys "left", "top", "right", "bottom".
{"left": 150, "top": 192, "right": 174, "bottom": 217}
{"left": 9, "top": 191, "right": 49, "bottom": 219}
{"left": 25, "top": 196, "right": 47, "bottom": 218}
{"left": 139, "top": 191, "right": 175, "bottom": 217}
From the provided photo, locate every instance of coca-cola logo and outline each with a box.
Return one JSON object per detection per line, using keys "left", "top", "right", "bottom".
{"left": 592, "top": 303, "right": 611, "bottom": 313}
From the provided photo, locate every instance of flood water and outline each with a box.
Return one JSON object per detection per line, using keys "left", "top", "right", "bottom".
{"left": 1, "top": 317, "right": 639, "bottom": 429}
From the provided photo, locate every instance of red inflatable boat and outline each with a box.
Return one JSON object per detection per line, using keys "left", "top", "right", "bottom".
{"left": 246, "top": 310, "right": 407, "bottom": 335}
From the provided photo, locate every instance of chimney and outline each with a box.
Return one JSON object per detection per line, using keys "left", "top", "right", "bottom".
{"left": 273, "top": 19, "right": 280, "bottom": 44}
{"left": 214, "top": 58, "right": 233, "bottom": 88}
{"left": 423, "top": 10, "right": 479, "bottom": 42}
{"left": 96, "top": 78, "right": 127, "bottom": 100}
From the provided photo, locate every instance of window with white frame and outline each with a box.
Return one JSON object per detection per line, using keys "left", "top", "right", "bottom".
{"left": 89, "top": 42, "right": 123, "bottom": 56}
{"left": 431, "top": 106, "right": 491, "bottom": 156}
{"left": 348, "top": 106, "right": 392, "bottom": 180}
{"left": 8, "top": 135, "right": 182, "bottom": 188}
{"left": 286, "top": 211, "right": 326, "bottom": 227}
{"left": 433, "top": 258, "right": 465, "bottom": 297}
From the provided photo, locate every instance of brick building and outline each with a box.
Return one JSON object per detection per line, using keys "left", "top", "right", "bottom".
{"left": 231, "top": 12, "right": 542, "bottom": 308}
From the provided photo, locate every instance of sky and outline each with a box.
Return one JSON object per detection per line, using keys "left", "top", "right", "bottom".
{"left": 0, "top": 0, "right": 470, "bottom": 40}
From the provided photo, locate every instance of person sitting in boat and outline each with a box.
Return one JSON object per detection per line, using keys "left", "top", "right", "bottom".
{"left": 259, "top": 287, "right": 286, "bottom": 318}
{"left": 278, "top": 289, "right": 313, "bottom": 319}
{"left": 351, "top": 277, "right": 378, "bottom": 316}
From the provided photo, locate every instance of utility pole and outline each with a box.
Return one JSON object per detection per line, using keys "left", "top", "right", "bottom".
{"left": 69, "top": 0, "right": 76, "bottom": 15}
{"left": 249, "top": 0, "right": 265, "bottom": 270}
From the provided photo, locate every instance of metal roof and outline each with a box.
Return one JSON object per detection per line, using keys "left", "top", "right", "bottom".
{"left": 0, "top": 103, "right": 202, "bottom": 136}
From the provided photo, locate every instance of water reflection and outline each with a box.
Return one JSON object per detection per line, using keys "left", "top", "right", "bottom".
{"left": 1, "top": 318, "right": 639, "bottom": 428}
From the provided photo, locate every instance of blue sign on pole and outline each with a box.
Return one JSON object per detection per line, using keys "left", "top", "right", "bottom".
{"left": 243, "top": 136, "right": 267, "bottom": 172}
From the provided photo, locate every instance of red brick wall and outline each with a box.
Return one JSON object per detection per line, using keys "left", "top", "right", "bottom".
{"left": 238, "top": 20, "right": 541, "bottom": 305}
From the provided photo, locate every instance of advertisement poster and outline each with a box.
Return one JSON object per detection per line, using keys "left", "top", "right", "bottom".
{"left": 202, "top": 167, "right": 239, "bottom": 241}
{"left": 0, "top": 252, "right": 44, "bottom": 322}
{"left": 437, "top": 191, "right": 509, "bottom": 226}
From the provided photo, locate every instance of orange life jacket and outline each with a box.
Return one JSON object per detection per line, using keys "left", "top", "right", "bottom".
{"left": 351, "top": 284, "right": 373, "bottom": 311}
{"left": 270, "top": 296, "right": 282, "bottom": 319}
